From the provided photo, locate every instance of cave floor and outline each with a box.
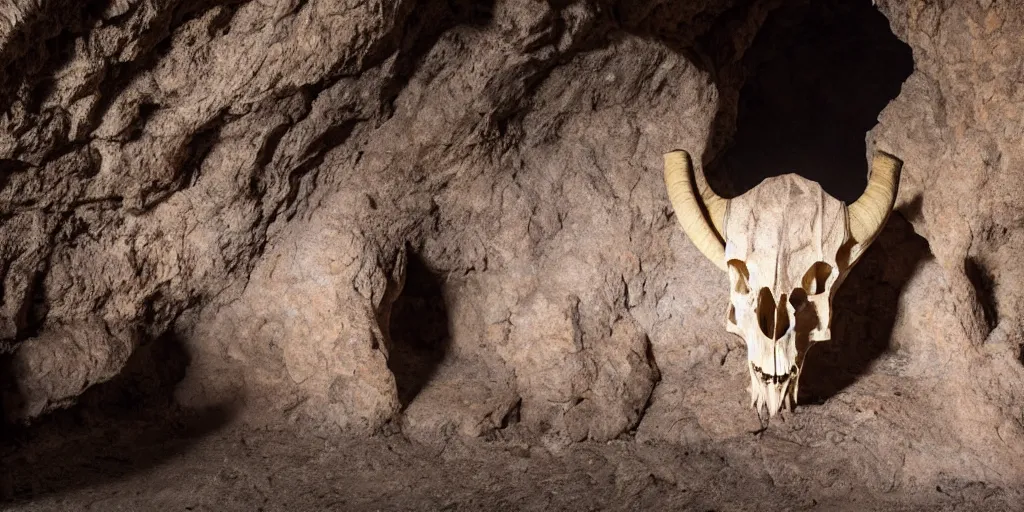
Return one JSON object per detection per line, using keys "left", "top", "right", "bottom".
{"left": 1, "top": 408, "right": 1008, "bottom": 512}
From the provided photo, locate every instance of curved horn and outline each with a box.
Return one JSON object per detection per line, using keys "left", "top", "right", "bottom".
{"left": 848, "top": 151, "right": 902, "bottom": 261}
{"left": 663, "top": 150, "right": 729, "bottom": 271}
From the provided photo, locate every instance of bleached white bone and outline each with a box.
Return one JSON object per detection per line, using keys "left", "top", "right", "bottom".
{"left": 664, "top": 150, "right": 901, "bottom": 418}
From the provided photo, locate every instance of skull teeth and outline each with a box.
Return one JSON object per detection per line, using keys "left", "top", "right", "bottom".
{"left": 750, "top": 362, "right": 797, "bottom": 385}
{"left": 749, "top": 362, "right": 799, "bottom": 418}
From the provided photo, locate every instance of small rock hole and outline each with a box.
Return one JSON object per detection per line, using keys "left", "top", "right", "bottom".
{"left": 387, "top": 252, "right": 450, "bottom": 407}
{"left": 964, "top": 256, "right": 998, "bottom": 333}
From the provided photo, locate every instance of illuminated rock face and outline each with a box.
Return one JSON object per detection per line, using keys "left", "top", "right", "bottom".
{"left": 0, "top": 0, "right": 1022, "bottom": 496}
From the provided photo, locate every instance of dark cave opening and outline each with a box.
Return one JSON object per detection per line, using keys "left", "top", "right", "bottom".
{"left": 387, "top": 252, "right": 450, "bottom": 408}
{"left": 706, "top": 0, "right": 914, "bottom": 202}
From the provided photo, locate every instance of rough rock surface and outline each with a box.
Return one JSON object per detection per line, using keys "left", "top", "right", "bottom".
{"left": 0, "top": 0, "right": 1022, "bottom": 508}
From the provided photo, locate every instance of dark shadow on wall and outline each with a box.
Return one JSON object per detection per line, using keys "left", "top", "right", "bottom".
{"left": 388, "top": 251, "right": 451, "bottom": 408}
{"left": 798, "top": 213, "right": 931, "bottom": 402}
{"left": 0, "top": 332, "right": 236, "bottom": 503}
{"left": 699, "top": 0, "right": 914, "bottom": 201}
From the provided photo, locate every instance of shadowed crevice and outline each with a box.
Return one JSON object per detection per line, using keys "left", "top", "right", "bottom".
{"left": 964, "top": 257, "right": 998, "bottom": 333}
{"left": 387, "top": 251, "right": 450, "bottom": 408}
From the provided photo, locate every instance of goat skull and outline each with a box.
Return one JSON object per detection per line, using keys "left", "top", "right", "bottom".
{"left": 663, "top": 150, "right": 901, "bottom": 418}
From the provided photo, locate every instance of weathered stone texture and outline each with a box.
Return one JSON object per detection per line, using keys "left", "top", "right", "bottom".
{"left": 0, "top": 0, "right": 1021, "bottom": 501}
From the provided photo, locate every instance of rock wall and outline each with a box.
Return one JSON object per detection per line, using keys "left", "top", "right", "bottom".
{"left": 869, "top": 0, "right": 1024, "bottom": 488}
{"left": 0, "top": 0, "right": 1022, "bottom": 495}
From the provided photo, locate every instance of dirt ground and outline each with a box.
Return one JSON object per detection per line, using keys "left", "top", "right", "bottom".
{"left": 2, "top": 358, "right": 1021, "bottom": 512}
{"left": 4, "top": 417, "right": 1015, "bottom": 512}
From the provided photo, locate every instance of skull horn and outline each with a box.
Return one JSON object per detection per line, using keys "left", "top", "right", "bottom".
{"left": 663, "top": 150, "right": 729, "bottom": 271}
{"left": 847, "top": 151, "right": 902, "bottom": 262}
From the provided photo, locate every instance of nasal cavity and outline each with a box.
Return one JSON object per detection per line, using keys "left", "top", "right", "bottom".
{"left": 756, "top": 288, "right": 790, "bottom": 340}
{"left": 756, "top": 288, "right": 776, "bottom": 339}
{"left": 774, "top": 293, "right": 790, "bottom": 340}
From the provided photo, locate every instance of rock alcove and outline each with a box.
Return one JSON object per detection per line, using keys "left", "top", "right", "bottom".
{"left": 0, "top": 0, "right": 1022, "bottom": 509}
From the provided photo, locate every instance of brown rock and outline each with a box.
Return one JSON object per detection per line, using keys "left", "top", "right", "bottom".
{"left": 0, "top": 0, "right": 1022, "bottom": 506}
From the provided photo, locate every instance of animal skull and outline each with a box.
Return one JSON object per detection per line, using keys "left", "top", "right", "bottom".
{"left": 663, "top": 150, "right": 901, "bottom": 418}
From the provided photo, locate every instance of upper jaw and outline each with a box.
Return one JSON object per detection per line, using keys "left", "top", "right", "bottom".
{"left": 749, "top": 361, "right": 799, "bottom": 417}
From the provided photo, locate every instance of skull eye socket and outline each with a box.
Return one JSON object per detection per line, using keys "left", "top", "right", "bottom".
{"left": 728, "top": 259, "right": 750, "bottom": 295}
{"left": 801, "top": 262, "right": 834, "bottom": 295}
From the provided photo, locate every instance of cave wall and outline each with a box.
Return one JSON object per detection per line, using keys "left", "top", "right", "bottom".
{"left": 0, "top": 0, "right": 1022, "bottom": 493}
{"left": 868, "top": 0, "right": 1024, "bottom": 486}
